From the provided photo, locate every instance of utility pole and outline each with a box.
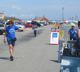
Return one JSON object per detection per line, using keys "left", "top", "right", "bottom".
{"left": 62, "top": 7, "right": 64, "bottom": 21}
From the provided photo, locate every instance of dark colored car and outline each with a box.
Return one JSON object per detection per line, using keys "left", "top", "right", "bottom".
{"left": 0, "top": 24, "right": 4, "bottom": 35}
{"left": 31, "top": 21, "right": 41, "bottom": 27}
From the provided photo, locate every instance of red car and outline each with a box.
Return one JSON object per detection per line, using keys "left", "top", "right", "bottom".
{"left": 24, "top": 22, "right": 32, "bottom": 28}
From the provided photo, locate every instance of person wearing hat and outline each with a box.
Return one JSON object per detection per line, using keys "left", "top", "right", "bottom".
{"left": 4, "top": 19, "right": 20, "bottom": 61}
{"left": 68, "top": 23, "right": 78, "bottom": 40}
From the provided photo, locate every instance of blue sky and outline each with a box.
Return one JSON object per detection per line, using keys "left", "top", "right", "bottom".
{"left": 0, "top": 0, "right": 80, "bottom": 20}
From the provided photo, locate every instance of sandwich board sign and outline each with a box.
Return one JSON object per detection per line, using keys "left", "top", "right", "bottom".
{"left": 50, "top": 30, "right": 59, "bottom": 45}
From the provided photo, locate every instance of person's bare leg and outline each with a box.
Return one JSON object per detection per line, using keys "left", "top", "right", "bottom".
{"left": 9, "top": 44, "right": 14, "bottom": 61}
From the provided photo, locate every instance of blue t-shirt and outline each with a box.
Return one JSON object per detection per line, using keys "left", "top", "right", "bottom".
{"left": 69, "top": 28, "right": 78, "bottom": 39}
{"left": 6, "top": 25, "right": 19, "bottom": 39}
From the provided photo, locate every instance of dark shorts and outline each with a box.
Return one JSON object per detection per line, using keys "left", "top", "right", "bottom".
{"left": 70, "top": 37, "right": 77, "bottom": 40}
{"left": 7, "top": 38, "right": 16, "bottom": 46}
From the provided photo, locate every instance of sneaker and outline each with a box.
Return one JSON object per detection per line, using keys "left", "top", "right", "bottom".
{"left": 10, "top": 56, "right": 14, "bottom": 61}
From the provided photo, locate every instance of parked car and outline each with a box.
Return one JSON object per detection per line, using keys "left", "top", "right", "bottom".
{"left": 31, "top": 21, "right": 41, "bottom": 27}
{"left": 24, "top": 22, "right": 32, "bottom": 28}
{"left": 14, "top": 22, "right": 25, "bottom": 31}
{"left": 0, "top": 24, "right": 4, "bottom": 35}
{"left": 6, "top": 21, "right": 25, "bottom": 32}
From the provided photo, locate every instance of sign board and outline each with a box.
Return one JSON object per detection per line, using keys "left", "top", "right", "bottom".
{"left": 50, "top": 30, "right": 59, "bottom": 45}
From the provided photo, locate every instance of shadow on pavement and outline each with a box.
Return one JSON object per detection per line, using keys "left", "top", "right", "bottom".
{"left": 46, "top": 43, "right": 53, "bottom": 45}
{"left": 46, "top": 43, "right": 59, "bottom": 46}
{"left": 17, "top": 29, "right": 43, "bottom": 44}
{"left": 0, "top": 57, "right": 9, "bottom": 60}
{"left": 50, "top": 60, "right": 59, "bottom": 63}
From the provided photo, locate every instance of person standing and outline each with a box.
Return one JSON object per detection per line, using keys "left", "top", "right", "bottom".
{"left": 76, "top": 21, "right": 80, "bottom": 56}
{"left": 68, "top": 23, "right": 78, "bottom": 40}
{"left": 4, "top": 19, "right": 20, "bottom": 61}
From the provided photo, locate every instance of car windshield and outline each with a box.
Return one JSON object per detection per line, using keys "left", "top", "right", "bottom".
{"left": 15, "top": 22, "right": 23, "bottom": 25}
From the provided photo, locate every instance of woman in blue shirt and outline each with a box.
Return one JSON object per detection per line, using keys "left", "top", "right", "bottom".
{"left": 4, "top": 19, "right": 19, "bottom": 61}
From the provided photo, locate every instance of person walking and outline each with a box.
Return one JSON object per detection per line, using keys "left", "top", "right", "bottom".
{"left": 31, "top": 21, "right": 37, "bottom": 37}
{"left": 68, "top": 23, "right": 78, "bottom": 40}
{"left": 34, "top": 29, "right": 37, "bottom": 37}
{"left": 4, "top": 19, "right": 20, "bottom": 61}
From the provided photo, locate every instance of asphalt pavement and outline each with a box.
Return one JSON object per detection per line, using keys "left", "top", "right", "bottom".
{"left": 0, "top": 25, "right": 60, "bottom": 72}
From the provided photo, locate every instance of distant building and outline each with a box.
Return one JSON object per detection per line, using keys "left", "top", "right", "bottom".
{"left": 0, "top": 12, "right": 5, "bottom": 19}
{"left": 32, "top": 17, "right": 49, "bottom": 24}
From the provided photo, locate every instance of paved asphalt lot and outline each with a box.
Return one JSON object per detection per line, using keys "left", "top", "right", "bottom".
{"left": 0, "top": 25, "right": 60, "bottom": 72}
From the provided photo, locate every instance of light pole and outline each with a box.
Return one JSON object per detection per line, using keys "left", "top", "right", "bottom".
{"left": 62, "top": 7, "right": 64, "bottom": 21}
